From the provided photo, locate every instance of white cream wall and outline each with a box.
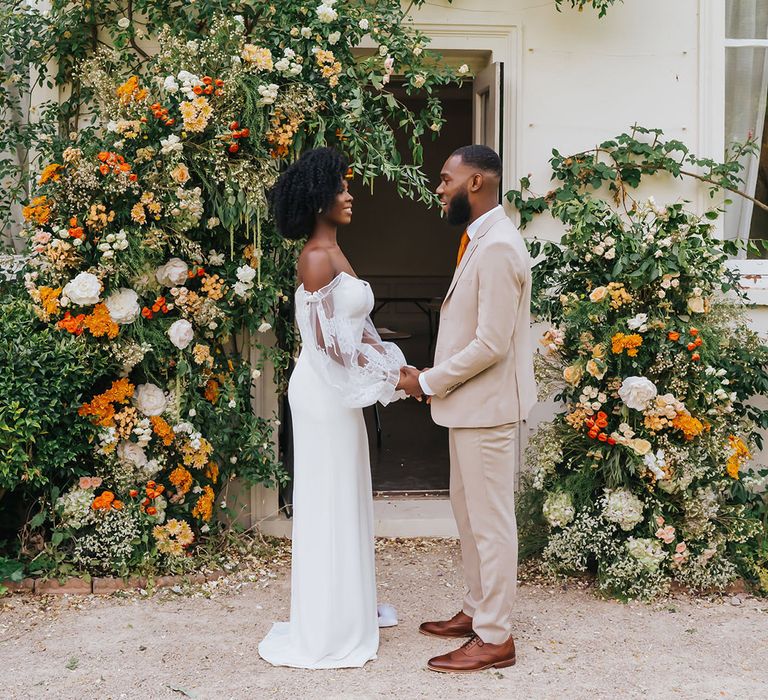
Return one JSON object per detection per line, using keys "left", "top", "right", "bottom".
{"left": 410, "top": 0, "right": 708, "bottom": 241}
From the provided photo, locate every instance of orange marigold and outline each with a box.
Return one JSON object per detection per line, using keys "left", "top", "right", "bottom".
{"left": 611, "top": 332, "right": 643, "bottom": 357}
{"left": 79, "top": 378, "right": 135, "bottom": 427}
{"left": 22, "top": 196, "right": 51, "bottom": 225}
{"left": 169, "top": 466, "right": 194, "bottom": 495}
{"left": 672, "top": 413, "right": 705, "bottom": 441}
{"left": 204, "top": 379, "right": 220, "bottom": 404}
{"left": 82, "top": 303, "right": 119, "bottom": 339}
{"left": 150, "top": 416, "right": 175, "bottom": 446}
{"left": 38, "top": 163, "right": 63, "bottom": 185}
{"left": 205, "top": 460, "right": 219, "bottom": 484}
{"left": 192, "top": 485, "right": 215, "bottom": 521}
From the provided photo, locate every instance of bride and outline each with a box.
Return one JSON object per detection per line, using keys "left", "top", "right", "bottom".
{"left": 258, "top": 148, "right": 412, "bottom": 669}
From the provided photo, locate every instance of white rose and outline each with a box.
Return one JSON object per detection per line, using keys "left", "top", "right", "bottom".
{"left": 412, "top": 74, "right": 426, "bottom": 88}
{"left": 300, "top": 27, "right": 312, "bottom": 38}
{"left": 105, "top": 287, "right": 140, "bottom": 325}
{"left": 168, "top": 319, "right": 194, "bottom": 349}
{"left": 328, "top": 31, "right": 341, "bottom": 45}
{"left": 117, "top": 17, "right": 130, "bottom": 29}
{"left": 458, "top": 64, "right": 470, "bottom": 75}
{"left": 133, "top": 383, "right": 168, "bottom": 416}
{"left": 156, "top": 258, "right": 189, "bottom": 287}
{"left": 618, "top": 376, "right": 658, "bottom": 411}
{"left": 359, "top": 18, "right": 369, "bottom": 30}
{"left": 316, "top": 4, "right": 338, "bottom": 22}
{"left": 236, "top": 265, "right": 257, "bottom": 284}
{"left": 63, "top": 271, "right": 102, "bottom": 306}
{"left": 117, "top": 441, "right": 148, "bottom": 467}
{"left": 627, "top": 313, "right": 648, "bottom": 331}
{"left": 258, "top": 321, "right": 272, "bottom": 333}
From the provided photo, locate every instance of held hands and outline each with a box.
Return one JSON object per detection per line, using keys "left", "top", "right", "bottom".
{"left": 397, "top": 366, "right": 424, "bottom": 400}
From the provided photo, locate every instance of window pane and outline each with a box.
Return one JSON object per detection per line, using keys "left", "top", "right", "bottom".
{"left": 727, "top": 0, "right": 768, "bottom": 40}
{"left": 724, "top": 47, "right": 768, "bottom": 251}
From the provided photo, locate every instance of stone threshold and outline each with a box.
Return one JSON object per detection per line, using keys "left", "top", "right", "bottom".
{"left": 1, "top": 569, "right": 227, "bottom": 595}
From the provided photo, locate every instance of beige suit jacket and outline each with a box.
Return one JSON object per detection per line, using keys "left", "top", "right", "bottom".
{"left": 424, "top": 207, "right": 537, "bottom": 429}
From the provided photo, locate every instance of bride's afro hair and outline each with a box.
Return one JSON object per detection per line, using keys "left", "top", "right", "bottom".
{"left": 269, "top": 147, "right": 350, "bottom": 240}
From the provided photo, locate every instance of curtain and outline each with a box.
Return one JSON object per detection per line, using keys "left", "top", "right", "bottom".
{"left": 725, "top": 1, "right": 768, "bottom": 250}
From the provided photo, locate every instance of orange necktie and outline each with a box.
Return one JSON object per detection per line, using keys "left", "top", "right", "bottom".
{"left": 456, "top": 230, "right": 470, "bottom": 268}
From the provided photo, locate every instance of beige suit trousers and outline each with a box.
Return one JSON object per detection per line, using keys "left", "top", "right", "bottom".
{"left": 449, "top": 422, "right": 518, "bottom": 644}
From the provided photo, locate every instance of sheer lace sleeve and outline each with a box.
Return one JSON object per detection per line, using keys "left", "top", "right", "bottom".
{"left": 295, "top": 278, "right": 406, "bottom": 408}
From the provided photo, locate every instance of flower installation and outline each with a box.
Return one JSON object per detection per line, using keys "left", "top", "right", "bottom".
{"left": 6, "top": 3, "right": 460, "bottom": 577}
{"left": 515, "top": 129, "right": 768, "bottom": 599}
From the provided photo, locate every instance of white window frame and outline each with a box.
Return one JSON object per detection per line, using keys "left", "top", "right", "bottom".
{"left": 710, "top": 1, "right": 768, "bottom": 289}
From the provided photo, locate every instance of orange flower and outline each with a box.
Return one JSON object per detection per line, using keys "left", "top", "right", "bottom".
{"left": 667, "top": 331, "right": 680, "bottom": 341}
{"left": 672, "top": 413, "right": 705, "bottom": 441}
{"left": 204, "top": 379, "right": 220, "bottom": 404}
{"left": 58, "top": 311, "right": 86, "bottom": 336}
{"left": 22, "top": 196, "right": 51, "bottom": 225}
{"left": 82, "top": 303, "right": 119, "bottom": 339}
{"left": 150, "top": 416, "right": 174, "bottom": 445}
{"left": 38, "top": 163, "right": 63, "bottom": 185}
{"left": 611, "top": 332, "right": 643, "bottom": 357}
{"left": 192, "top": 485, "right": 215, "bottom": 521}
{"left": 727, "top": 436, "right": 750, "bottom": 479}
{"left": 79, "top": 378, "right": 135, "bottom": 427}
{"left": 204, "top": 461, "right": 219, "bottom": 484}
{"left": 169, "top": 466, "right": 194, "bottom": 495}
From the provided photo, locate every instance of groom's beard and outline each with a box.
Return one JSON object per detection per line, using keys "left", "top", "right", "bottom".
{"left": 446, "top": 188, "right": 471, "bottom": 227}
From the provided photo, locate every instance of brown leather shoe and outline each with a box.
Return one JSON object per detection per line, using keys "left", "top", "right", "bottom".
{"left": 427, "top": 634, "right": 516, "bottom": 673}
{"left": 419, "top": 610, "right": 474, "bottom": 639}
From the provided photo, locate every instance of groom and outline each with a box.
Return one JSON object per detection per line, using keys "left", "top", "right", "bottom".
{"left": 399, "top": 145, "right": 536, "bottom": 673}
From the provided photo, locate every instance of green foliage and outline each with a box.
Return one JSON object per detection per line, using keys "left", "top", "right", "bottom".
{"left": 555, "top": 0, "right": 623, "bottom": 17}
{"left": 0, "top": 289, "right": 115, "bottom": 491}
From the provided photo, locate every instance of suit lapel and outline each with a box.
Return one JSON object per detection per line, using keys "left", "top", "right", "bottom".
{"left": 443, "top": 207, "right": 508, "bottom": 304}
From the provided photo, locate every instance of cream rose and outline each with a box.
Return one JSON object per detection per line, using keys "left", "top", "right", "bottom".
{"left": 133, "top": 382, "right": 168, "bottom": 416}
{"left": 618, "top": 376, "right": 658, "bottom": 411}
{"left": 236, "top": 264, "right": 257, "bottom": 284}
{"left": 117, "top": 441, "right": 148, "bottom": 467}
{"left": 687, "top": 295, "right": 706, "bottom": 314}
{"left": 63, "top": 271, "right": 102, "bottom": 306}
{"left": 629, "top": 438, "right": 652, "bottom": 456}
{"left": 258, "top": 321, "right": 272, "bottom": 333}
{"left": 156, "top": 258, "right": 189, "bottom": 287}
{"left": 168, "top": 319, "right": 194, "bottom": 349}
{"left": 105, "top": 287, "right": 140, "bottom": 325}
{"left": 171, "top": 163, "right": 190, "bottom": 184}
{"left": 589, "top": 286, "right": 607, "bottom": 303}
{"left": 563, "top": 364, "right": 583, "bottom": 386}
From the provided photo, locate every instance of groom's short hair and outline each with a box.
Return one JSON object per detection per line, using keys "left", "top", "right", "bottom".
{"left": 452, "top": 145, "right": 502, "bottom": 179}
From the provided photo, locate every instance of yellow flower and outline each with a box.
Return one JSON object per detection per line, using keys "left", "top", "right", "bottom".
{"left": 726, "top": 436, "right": 750, "bottom": 479}
{"left": 179, "top": 97, "right": 212, "bottom": 133}
{"left": 22, "top": 196, "right": 51, "bottom": 225}
{"left": 592, "top": 343, "right": 606, "bottom": 359}
{"left": 672, "top": 413, "right": 705, "bottom": 441}
{"left": 611, "top": 332, "right": 643, "bottom": 357}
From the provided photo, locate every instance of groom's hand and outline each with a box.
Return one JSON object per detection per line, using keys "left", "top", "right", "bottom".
{"left": 397, "top": 366, "right": 423, "bottom": 400}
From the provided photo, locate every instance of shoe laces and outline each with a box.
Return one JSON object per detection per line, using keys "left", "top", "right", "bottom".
{"left": 461, "top": 635, "right": 484, "bottom": 650}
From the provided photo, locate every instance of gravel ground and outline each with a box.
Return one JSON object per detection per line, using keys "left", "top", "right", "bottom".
{"left": 1, "top": 539, "right": 767, "bottom": 700}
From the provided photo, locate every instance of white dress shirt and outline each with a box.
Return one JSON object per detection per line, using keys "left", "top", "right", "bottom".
{"left": 418, "top": 205, "right": 505, "bottom": 396}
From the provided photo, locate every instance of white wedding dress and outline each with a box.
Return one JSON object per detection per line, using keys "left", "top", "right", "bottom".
{"left": 258, "top": 271, "right": 405, "bottom": 669}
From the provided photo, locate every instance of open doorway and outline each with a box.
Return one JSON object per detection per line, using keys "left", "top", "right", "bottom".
{"left": 340, "top": 80, "right": 474, "bottom": 493}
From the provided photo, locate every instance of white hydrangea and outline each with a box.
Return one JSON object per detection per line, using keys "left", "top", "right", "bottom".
{"left": 602, "top": 488, "right": 645, "bottom": 531}
{"left": 625, "top": 537, "right": 667, "bottom": 572}
{"left": 543, "top": 491, "right": 575, "bottom": 528}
